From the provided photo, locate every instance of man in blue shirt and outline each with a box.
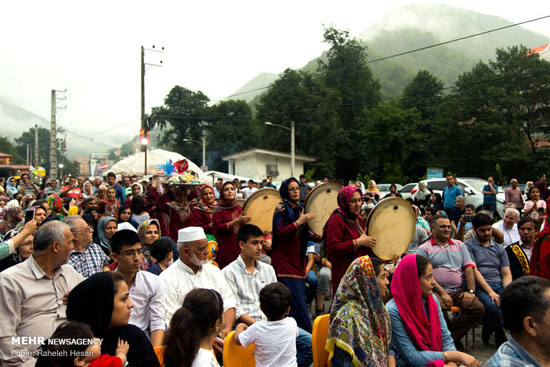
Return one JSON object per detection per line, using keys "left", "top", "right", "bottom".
{"left": 482, "top": 176, "right": 498, "bottom": 216}
{"left": 106, "top": 172, "right": 125, "bottom": 204}
{"left": 466, "top": 212, "right": 512, "bottom": 347}
{"left": 442, "top": 174, "right": 463, "bottom": 216}
{"left": 487, "top": 276, "right": 550, "bottom": 367}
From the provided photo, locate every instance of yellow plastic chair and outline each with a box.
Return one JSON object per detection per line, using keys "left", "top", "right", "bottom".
{"left": 223, "top": 330, "right": 256, "bottom": 367}
{"left": 154, "top": 345, "right": 165, "bottom": 366}
{"left": 312, "top": 314, "right": 331, "bottom": 367}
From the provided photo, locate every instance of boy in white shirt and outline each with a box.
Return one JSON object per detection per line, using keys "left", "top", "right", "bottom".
{"left": 234, "top": 282, "right": 298, "bottom": 367}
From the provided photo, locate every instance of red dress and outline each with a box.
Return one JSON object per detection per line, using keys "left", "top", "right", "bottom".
{"left": 90, "top": 354, "right": 122, "bottom": 367}
{"left": 325, "top": 212, "right": 370, "bottom": 293}
{"left": 530, "top": 204, "right": 550, "bottom": 280}
{"left": 191, "top": 207, "right": 213, "bottom": 234}
{"left": 156, "top": 195, "right": 193, "bottom": 243}
{"left": 212, "top": 206, "right": 242, "bottom": 269}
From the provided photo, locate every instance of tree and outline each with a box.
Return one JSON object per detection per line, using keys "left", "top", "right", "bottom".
{"left": 15, "top": 127, "right": 51, "bottom": 168}
{"left": 206, "top": 100, "right": 259, "bottom": 172}
{"left": 400, "top": 70, "right": 444, "bottom": 122}
{"left": 151, "top": 86, "right": 211, "bottom": 166}
{"left": 318, "top": 27, "right": 381, "bottom": 180}
{"left": 0, "top": 137, "right": 24, "bottom": 164}
{"left": 489, "top": 46, "right": 550, "bottom": 173}
{"left": 361, "top": 101, "right": 424, "bottom": 183}
{"left": 255, "top": 69, "right": 342, "bottom": 178}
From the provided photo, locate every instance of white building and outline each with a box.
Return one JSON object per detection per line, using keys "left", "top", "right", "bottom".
{"left": 222, "top": 148, "right": 316, "bottom": 181}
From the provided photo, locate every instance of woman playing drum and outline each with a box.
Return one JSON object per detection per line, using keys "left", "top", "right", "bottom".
{"left": 271, "top": 177, "right": 316, "bottom": 332}
{"left": 325, "top": 186, "right": 377, "bottom": 294}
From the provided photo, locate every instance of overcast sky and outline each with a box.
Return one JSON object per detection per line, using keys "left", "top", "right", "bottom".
{"left": 1, "top": 0, "right": 549, "bottom": 154}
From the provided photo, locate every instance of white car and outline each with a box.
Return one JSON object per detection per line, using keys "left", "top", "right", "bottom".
{"left": 421, "top": 177, "right": 505, "bottom": 219}
{"left": 378, "top": 183, "right": 403, "bottom": 199}
{"left": 399, "top": 183, "right": 418, "bottom": 200}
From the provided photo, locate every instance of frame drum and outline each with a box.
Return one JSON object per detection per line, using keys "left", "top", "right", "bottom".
{"left": 304, "top": 182, "right": 342, "bottom": 236}
{"left": 366, "top": 197, "right": 416, "bottom": 260}
{"left": 241, "top": 188, "right": 281, "bottom": 233}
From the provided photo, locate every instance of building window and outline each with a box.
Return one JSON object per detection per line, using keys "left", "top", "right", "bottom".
{"left": 266, "top": 164, "right": 279, "bottom": 177}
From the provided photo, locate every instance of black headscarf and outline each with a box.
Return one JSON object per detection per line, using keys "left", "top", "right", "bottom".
{"left": 63, "top": 272, "right": 160, "bottom": 367}
{"left": 67, "top": 272, "right": 114, "bottom": 337}
{"left": 272, "top": 177, "right": 309, "bottom": 266}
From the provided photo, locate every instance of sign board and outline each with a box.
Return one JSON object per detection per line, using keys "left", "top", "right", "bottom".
{"left": 91, "top": 157, "right": 109, "bottom": 177}
{"left": 427, "top": 168, "right": 444, "bottom": 179}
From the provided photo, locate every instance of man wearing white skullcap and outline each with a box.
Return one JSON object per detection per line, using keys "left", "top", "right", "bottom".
{"left": 159, "top": 226, "right": 236, "bottom": 347}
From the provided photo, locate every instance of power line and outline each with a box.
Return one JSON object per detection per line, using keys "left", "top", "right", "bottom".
{"left": 67, "top": 118, "right": 140, "bottom": 140}
{"left": 153, "top": 66, "right": 549, "bottom": 121}
{"left": 210, "top": 14, "right": 550, "bottom": 102}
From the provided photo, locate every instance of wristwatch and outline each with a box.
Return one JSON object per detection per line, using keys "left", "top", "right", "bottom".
{"left": 468, "top": 289, "right": 475, "bottom": 294}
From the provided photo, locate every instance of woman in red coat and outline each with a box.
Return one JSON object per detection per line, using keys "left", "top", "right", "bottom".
{"left": 271, "top": 177, "right": 316, "bottom": 332}
{"left": 325, "top": 185, "right": 377, "bottom": 293}
{"left": 190, "top": 184, "right": 217, "bottom": 234}
{"left": 212, "top": 181, "right": 250, "bottom": 269}
{"left": 156, "top": 185, "right": 193, "bottom": 243}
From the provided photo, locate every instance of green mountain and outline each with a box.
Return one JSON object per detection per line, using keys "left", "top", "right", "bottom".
{"left": 233, "top": 3, "right": 549, "bottom": 102}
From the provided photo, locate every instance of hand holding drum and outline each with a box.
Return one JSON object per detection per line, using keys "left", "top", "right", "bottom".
{"left": 296, "top": 210, "right": 316, "bottom": 226}
{"left": 356, "top": 225, "right": 377, "bottom": 248}
{"left": 236, "top": 215, "right": 251, "bottom": 224}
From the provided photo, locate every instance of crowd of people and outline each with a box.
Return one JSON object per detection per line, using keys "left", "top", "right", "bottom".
{"left": 0, "top": 171, "right": 550, "bottom": 367}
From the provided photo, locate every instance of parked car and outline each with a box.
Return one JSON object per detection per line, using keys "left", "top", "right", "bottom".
{"left": 420, "top": 177, "right": 506, "bottom": 219}
{"left": 399, "top": 183, "right": 418, "bottom": 200}
{"left": 378, "top": 183, "right": 403, "bottom": 199}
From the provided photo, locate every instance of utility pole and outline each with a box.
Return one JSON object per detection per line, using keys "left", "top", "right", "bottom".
{"left": 59, "top": 137, "right": 67, "bottom": 180}
{"left": 34, "top": 124, "right": 39, "bottom": 167}
{"left": 26, "top": 144, "right": 29, "bottom": 165}
{"left": 141, "top": 45, "right": 164, "bottom": 176}
{"left": 49, "top": 89, "right": 66, "bottom": 179}
{"left": 50, "top": 90, "right": 57, "bottom": 178}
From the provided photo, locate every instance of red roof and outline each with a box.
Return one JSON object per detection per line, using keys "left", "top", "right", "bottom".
{"left": 0, "top": 152, "right": 14, "bottom": 158}
{"left": 528, "top": 43, "right": 550, "bottom": 55}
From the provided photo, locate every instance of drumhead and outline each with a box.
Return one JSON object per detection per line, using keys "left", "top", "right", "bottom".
{"left": 366, "top": 197, "right": 416, "bottom": 260}
{"left": 304, "top": 182, "right": 342, "bottom": 236}
{"left": 241, "top": 188, "right": 281, "bottom": 233}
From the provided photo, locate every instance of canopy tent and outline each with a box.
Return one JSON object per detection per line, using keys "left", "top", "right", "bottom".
{"left": 109, "top": 149, "right": 206, "bottom": 179}
{"left": 203, "top": 170, "right": 255, "bottom": 186}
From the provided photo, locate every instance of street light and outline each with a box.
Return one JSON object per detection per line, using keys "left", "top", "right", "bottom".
{"left": 265, "top": 121, "right": 295, "bottom": 178}
{"left": 58, "top": 163, "right": 64, "bottom": 182}
{"left": 182, "top": 136, "right": 207, "bottom": 169}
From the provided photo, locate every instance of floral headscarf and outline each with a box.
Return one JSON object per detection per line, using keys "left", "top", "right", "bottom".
{"left": 137, "top": 219, "right": 161, "bottom": 245}
{"left": 195, "top": 184, "right": 217, "bottom": 214}
{"left": 3, "top": 206, "right": 22, "bottom": 225}
{"left": 337, "top": 186, "right": 363, "bottom": 220}
{"left": 326, "top": 255, "right": 391, "bottom": 367}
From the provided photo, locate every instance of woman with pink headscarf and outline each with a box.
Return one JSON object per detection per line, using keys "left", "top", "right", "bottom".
{"left": 325, "top": 186, "right": 377, "bottom": 293}
{"left": 387, "top": 254, "right": 479, "bottom": 367}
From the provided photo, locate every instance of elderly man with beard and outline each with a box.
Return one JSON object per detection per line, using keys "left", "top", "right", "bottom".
{"left": 159, "top": 226, "right": 236, "bottom": 351}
